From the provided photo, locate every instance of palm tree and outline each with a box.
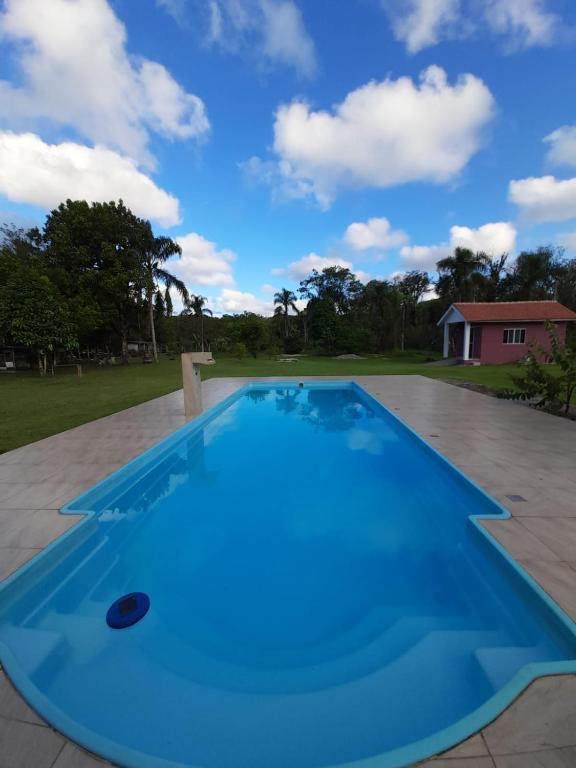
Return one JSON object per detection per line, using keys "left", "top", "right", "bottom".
{"left": 143, "top": 228, "right": 188, "bottom": 361}
{"left": 187, "top": 294, "right": 213, "bottom": 351}
{"left": 273, "top": 288, "right": 298, "bottom": 338}
{"left": 436, "top": 247, "right": 490, "bottom": 303}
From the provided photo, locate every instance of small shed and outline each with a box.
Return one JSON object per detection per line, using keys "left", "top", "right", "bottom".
{"left": 437, "top": 300, "right": 576, "bottom": 364}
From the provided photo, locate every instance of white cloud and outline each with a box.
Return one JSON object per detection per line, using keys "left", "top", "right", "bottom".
{"left": 0, "top": 0, "right": 209, "bottom": 168}
{"left": 272, "top": 252, "right": 372, "bottom": 283}
{"left": 197, "top": 0, "right": 316, "bottom": 78}
{"left": 509, "top": 176, "right": 576, "bottom": 223}
{"left": 483, "top": 0, "right": 559, "bottom": 49}
{"left": 172, "top": 232, "right": 236, "bottom": 286}
{"left": 450, "top": 222, "right": 516, "bottom": 254}
{"left": 556, "top": 232, "right": 576, "bottom": 252}
{"left": 344, "top": 217, "right": 408, "bottom": 251}
{"left": 544, "top": 126, "right": 576, "bottom": 169}
{"left": 382, "top": 0, "right": 562, "bottom": 53}
{"left": 273, "top": 252, "right": 353, "bottom": 280}
{"left": 215, "top": 288, "right": 273, "bottom": 315}
{"left": 260, "top": 283, "right": 276, "bottom": 294}
{"left": 382, "top": 0, "right": 460, "bottom": 54}
{"left": 0, "top": 132, "right": 180, "bottom": 226}
{"left": 400, "top": 244, "right": 451, "bottom": 271}
{"left": 254, "top": 66, "right": 494, "bottom": 208}
{"left": 398, "top": 221, "right": 516, "bottom": 271}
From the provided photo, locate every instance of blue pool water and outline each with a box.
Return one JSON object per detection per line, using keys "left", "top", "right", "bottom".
{"left": 1, "top": 382, "right": 576, "bottom": 768}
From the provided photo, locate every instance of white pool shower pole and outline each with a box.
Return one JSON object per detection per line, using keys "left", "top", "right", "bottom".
{"left": 181, "top": 352, "right": 215, "bottom": 420}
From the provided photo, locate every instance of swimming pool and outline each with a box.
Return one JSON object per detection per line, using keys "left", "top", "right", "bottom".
{"left": 1, "top": 382, "right": 575, "bottom": 768}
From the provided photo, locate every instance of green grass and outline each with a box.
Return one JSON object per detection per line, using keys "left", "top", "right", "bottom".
{"left": 0, "top": 351, "right": 538, "bottom": 453}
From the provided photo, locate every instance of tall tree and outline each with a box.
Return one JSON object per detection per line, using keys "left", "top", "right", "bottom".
{"left": 299, "top": 266, "right": 363, "bottom": 315}
{"left": 273, "top": 288, "right": 298, "bottom": 338}
{"left": 504, "top": 247, "right": 562, "bottom": 300}
{"left": 186, "top": 294, "right": 213, "bottom": 351}
{"left": 37, "top": 200, "right": 148, "bottom": 363}
{"left": 141, "top": 225, "right": 186, "bottom": 361}
{"left": 0, "top": 227, "right": 77, "bottom": 374}
{"left": 436, "top": 247, "right": 490, "bottom": 303}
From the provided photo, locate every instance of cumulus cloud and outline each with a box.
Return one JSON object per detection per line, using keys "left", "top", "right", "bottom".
{"left": 344, "top": 217, "right": 408, "bottom": 251}
{"left": 382, "top": 0, "right": 460, "bottom": 54}
{"left": 172, "top": 232, "right": 236, "bottom": 286}
{"left": 483, "top": 0, "right": 560, "bottom": 49}
{"left": 0, "top": 132, "right": 180, "bottom": 226}
{"left": 400, "top": 244, "right": 452, "bottom": 271}
{"left": 382, "top": 0, "right": 562, "bottom": 53}
{"left": 272, "top": 252, "right": 353, "bottom": 280}
{"left": 0, "top": 0, "right": 209, "bottom": 168}
{"left": 250, "top": 66, "right": 494, "bottom": 208}
{"left": 450, "top": 222, "right": 516, "bottom": 253}
{"left": 272, "top": 252, "right": 372, "bottom": 283}
{"left": 215, "top": 288, "right": 273, "bottom": 315}
{"left": 509, "top": 176, "right": 576, "bottom": 223}
{"left": 166, "top": 0, "right": 317, "bottom": 78}
{"left": 399, "top": 221, "right": 516, "bottom": 271}
{"left": 544, "top": 126, "right": 576, "bottom": 168}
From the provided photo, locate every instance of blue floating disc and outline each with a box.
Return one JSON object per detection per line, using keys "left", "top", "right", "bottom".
{"left": 106, "top": 592, "right": 150, "bottom": 629}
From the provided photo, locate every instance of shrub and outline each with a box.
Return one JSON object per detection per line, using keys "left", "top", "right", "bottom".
{"left": 499, "top": 322, "right": 576, "bottom": 415}
{"left": 232, "top": 342, "right": 247, "bottom": 360}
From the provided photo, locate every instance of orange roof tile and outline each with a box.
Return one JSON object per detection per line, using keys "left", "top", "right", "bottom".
{"left": 452, "top": 301, "right": 576, "bottom": 323}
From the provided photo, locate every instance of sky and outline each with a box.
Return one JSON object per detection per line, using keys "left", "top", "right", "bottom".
{"left": 1, "top": 0, "right": 576, "bottom": 315}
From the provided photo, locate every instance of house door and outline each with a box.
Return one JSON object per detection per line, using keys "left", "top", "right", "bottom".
{"left": 469, "top": 327, "right": 481, "bottom": 359}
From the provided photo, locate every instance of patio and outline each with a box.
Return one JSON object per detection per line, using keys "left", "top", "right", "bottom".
{"left": 1, "top": 376, "right": 575, "bottom": 768}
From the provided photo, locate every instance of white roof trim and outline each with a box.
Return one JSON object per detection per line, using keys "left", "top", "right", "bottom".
{"left": 437, "top": 304, "right": 465, "bottom": 327}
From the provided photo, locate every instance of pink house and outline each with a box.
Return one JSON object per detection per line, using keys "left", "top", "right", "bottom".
{"left": 437, "top": 300, "right": 576, "bottom": 364}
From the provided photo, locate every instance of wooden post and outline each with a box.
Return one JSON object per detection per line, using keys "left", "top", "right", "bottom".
{"left": 181, "top": 352, "right": 215, "bottom": 420}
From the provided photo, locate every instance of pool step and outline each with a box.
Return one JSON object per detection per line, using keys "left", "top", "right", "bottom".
{"left": 0, "top": 625, "right": 68, "bottom": 676}
{"left": 473, "top": 645, "right": 543, "bottom": 690}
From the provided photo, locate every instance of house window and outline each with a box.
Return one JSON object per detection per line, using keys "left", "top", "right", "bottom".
{"left": 503, "top": 328, "right": 526, "bottom": 345}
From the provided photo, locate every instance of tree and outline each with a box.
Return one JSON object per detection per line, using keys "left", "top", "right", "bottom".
{"left": 185, "top": 295, "right": 213, "bottom": 351}
{"left": 436, "top": 247, "right": 490, "bottom": 303}
{"left": 299, "top": 266, "right": 363, "bottom": 315}
{"left": 394, "top": 271, "right": 430, "bottom": 351}
{"left": 141, "top": 224, "right": 186, "bottom": 361}
{"left": 0, "top": 228, "right": 77, "bottom": 374}
{"left": 503, "top": 247, "right": 563, "bottom": 301}
{"left": 273, "top": 288, "right": 298, "bottom": 338}
{"left": 37, "top": 200, "right": 149, "bottom": 363}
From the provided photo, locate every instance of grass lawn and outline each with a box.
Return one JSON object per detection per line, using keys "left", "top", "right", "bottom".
{"left": 0, "top": 351, "right": 535, "bottom": 453}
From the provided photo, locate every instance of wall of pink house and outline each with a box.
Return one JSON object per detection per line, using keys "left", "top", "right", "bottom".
{"left": 478, "top": 322, "right": 567, "bottom": 363}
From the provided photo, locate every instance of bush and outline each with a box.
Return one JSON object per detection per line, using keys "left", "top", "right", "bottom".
{"left": 232, "top": 342, "right": 247, "bottom": 360}
{"left": 499, "top": 322, "right": 576, "bottom": 415}
{"left": 284, "top": 336, "right": 303, "bottom": 354}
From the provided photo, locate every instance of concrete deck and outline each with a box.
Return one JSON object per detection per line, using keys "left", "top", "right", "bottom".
{"left": 1, "top": 375, "right": 575, "bottom": 768}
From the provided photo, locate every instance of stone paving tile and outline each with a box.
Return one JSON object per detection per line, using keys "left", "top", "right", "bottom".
{"left": 426, "top": 758, "right": 495, "bottom": 767}
{"left": 0, "top": 509, "right": 82, "bottom": 549}
{"left": 52, "top": 743, "right": 113, "bottom": 767}
{"left": 493, "top": 747, "right": 576, "bottom": 767}
{"left": 518, "top": 560, "right": 576, "bottom": 620}
{"left": 482, "top": 676, "right": 576, "bottom": 755}
{"left": 480, "top": 519, "right": 561, "bottom": 562}
{"left": 518, "top": 518, "right": 576, "bottom": 562}
{"left": 0, "top": 673, "right": 45, "bottom": 726}
{"left": 0, "top": 717, "right": 65, "bottom": 768}
{"left": 438, "top": 733, "right": 490, "bottom": 759}
{"left": 0, "top": 547, "right": 40, "bottom": 581}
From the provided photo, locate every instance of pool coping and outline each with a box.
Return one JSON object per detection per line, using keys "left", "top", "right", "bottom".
{"left": 1, "top": 375, "right": 575, "bottom": 767}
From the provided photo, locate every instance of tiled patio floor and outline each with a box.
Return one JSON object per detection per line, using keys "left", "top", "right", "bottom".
{"left": 1, "top": 375, "right": 575, "bottom": 768}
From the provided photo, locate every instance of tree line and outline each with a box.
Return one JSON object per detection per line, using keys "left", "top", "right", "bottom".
{"left": 1, "top": 199, "right": 575, "bottom": 369}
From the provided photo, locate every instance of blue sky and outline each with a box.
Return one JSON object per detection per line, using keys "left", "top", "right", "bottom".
{"left": 1, "top": 0, "right": 576, "bottom": 314}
